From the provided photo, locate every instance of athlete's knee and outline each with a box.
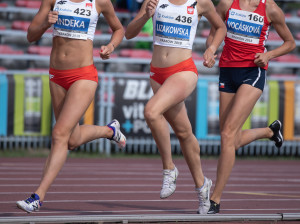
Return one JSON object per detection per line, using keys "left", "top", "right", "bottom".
{"left": 175, "top": 127, "right": 192, "bottom": 142}
{"left": 220, "top": 124, "right": 236, "bottom": 142}
{"left": 51, "top": 125, "right": 70, "bottom": 144}
{"left": 144, "top": 105, "right": 159, "bottom": 123}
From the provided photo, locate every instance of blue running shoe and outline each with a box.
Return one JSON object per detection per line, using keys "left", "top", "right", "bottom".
{"left": 16, "top": 193, "right": 42, "bottom": 213}
{"left": 107, "top": 119, "right": 126, "bottom": 149}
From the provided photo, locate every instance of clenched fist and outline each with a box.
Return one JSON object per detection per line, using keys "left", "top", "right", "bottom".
{"left": 48, "top": 11, "right": 58, "bottom": 26}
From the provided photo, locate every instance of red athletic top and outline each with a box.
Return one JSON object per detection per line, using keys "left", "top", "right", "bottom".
{"left": 219, "top": 0, "right": 270, "bottom": 70}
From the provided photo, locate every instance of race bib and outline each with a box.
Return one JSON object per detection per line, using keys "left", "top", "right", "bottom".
{"left": 154, "top": 11, "right": 193, "bottom": 47}
{"left": 227, "top": 9, "right": 264, "bottom": 44}
{"left": 53, "top": 5, "right": 92, "bottom": 40}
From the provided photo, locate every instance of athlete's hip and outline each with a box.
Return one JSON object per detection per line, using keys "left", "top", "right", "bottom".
{"left": 151, "top": 45, "right": 192, "bottom": 68}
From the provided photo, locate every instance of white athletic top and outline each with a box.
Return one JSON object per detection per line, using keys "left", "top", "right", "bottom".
{"left": 53, "top": 0, "right": 99, "bottom": 41}
{"left": 152, "top": 0, "right": 198, "bottom": 49}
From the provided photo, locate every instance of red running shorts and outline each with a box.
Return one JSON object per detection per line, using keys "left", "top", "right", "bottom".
{"left": 49, "top": 64, "right": 98, "bottom": 90}
{"left": 150, "top": 57, "right": 198, "bottom": 85}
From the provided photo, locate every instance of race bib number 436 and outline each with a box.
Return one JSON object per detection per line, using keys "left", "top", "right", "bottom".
{"left": 227, "top": 9, "right": 264, "bottom": 44}
{"left": 155, "top": 11, "right": 192, "bottom": 47}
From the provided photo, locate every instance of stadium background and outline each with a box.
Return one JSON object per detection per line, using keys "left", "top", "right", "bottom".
{"left": 0, "top": 0, "right": 299, "bottom": 156}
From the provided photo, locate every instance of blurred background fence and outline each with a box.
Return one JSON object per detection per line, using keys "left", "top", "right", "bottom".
{"left": 1, "top": 72, "right": 300, "bottom": 156}
{"left": 0, "top": 0, "right": 300, "bottom": 156}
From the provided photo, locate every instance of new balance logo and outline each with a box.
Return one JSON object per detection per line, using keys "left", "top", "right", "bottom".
{"left": 150, "top": 72, "right": 154, "bottom": 76}
{"left": 57, "top": 0, "right": 67, "bottom": 4}
{"left": 50, "top": 74, "right": 54, "bottom": 79}
{"left": 160, "top": 4, "right": 169, "bottom": 8}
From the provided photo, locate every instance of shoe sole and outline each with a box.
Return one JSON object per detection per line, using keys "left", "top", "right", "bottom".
{"left": 207, "top": 211, "right": 219, "bottom": 214}
{"left": 160, "top": 187, "right": 176, "bottom": 199}
{"left": 16, "top": 202, "right": 32, "bottom": 213}
{"left": 111, "top": 134, "right": 126, "bottom": 149}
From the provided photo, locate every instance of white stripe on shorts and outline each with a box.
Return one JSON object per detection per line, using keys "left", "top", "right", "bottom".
{"left": 252, "top": 67, "right": 261, "bottom": 87}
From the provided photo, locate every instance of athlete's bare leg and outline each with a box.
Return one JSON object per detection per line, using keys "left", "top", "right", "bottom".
{"left": 35, "top": 80, "right": 112, "bottom": 201}
{"left": 50, "top": 82, "right": 113, "bottom": 150}
{"left": 210, "top": 84, "right": 273, "bottom": 204}
{"left": 145, "top": 78, "right": 173, "bottom": 170}
{"left": 145, "top": 72, "right": 205, "bottom": 187}
{"left": 164, "top": 100, "right": 205, "bottom": 187}
{"left": 218, "top": 89, "right": 274, "bottom": 150}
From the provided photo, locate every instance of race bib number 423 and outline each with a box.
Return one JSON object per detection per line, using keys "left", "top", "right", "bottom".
{"left": 54, "top": 14, "right": 90, "bottom": 39}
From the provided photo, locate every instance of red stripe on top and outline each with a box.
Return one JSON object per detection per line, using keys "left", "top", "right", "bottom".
{"left": 219, "top": 0, "right": 270, "bottom": 70}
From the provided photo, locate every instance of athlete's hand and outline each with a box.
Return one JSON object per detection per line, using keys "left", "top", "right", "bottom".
{"left": 99, "top": 43, "right": 114, "bottom": 60}
{"left": 254, "top": 53, "right": 270, "bottom": 68}
{"left": 146, "top": 0, "right": 158, "bottom": 18}
{"left": 48, "top": 11, "right": 58, "bottom": 27}
{"left": 203, "top": 47, "right": 217, "bottom": 68}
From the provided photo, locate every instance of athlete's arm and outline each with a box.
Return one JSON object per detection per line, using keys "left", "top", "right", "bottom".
{"left": 199, "top": 0, "right": 227, "bottom": 68}
{"left": 98, "top": 0, "right": 124, "bottom": 60}
{"left": 125, "top": 0, "right": 157, "bottom": 39}
{"left": 254, "top": 0, "right": 296, "bottom": 67}
{"left": 206, "top": 0, "right": 230, "bottom": 49}
{"left": 27, "top": 0, "right": 56, "bottom": 43}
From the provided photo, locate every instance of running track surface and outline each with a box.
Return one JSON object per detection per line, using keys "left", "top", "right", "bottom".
{"left": 0, "top": 157, "right": 300, "bottom": 222}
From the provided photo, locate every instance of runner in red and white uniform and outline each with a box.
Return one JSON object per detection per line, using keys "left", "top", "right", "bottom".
{"left": 125, "top": 0, "right": 226, "bottom": 214}
{"left": 16, "top": 0, "right": 125, "bottom": 213}
{"left": 206, "top": 0, "right": 295, "bottom": 214}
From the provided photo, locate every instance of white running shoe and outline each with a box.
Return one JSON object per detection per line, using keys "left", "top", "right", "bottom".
{"left": 16, "top": 193, "right": 42, "bottom": 213}
{"left": 196, "top": 177, "right": 212, "bottom": 214}
{"left": 160, "top": 166, "right": 179, "bottom": 199}
{"left": 107, "top": 119, "right": 126, "bottom": 149}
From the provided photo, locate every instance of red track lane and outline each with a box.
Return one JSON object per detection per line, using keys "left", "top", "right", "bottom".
{"left": 0, "top": 157, "right": 299, "bottom": 218}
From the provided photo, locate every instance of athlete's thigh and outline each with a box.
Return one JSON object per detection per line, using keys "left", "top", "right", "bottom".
{"left": 54, "top": 80, "right": 97, "bottom": 132}
{"left": 219, "top": 91, "right": 235, "bottom": 131}
{"left": 224, "top": 84, "right": 262, "bottom": 132}
{"left": 49, "top": 81, "right": 67, "bottom": 120}
{"left": 148, "top": 71, "right": 198, "bottom": 114}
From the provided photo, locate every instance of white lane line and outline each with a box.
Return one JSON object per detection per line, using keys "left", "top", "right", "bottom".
{"left": 0, "top": 177, "right": 299, "bottom": 182}
{"left": 1, "top": 190, "right": 300, "bottom": 194}
{"left": 1, "top": 172, "right": 300, "bottom": 178}
{"left": 2, "top": 198, "right": 300, "bottom": 204}
{"left": 2, "top": 207, "right": 300, "bottom": 215}
{"left": 0, "top": 183, "right": 299, "bottom": 187}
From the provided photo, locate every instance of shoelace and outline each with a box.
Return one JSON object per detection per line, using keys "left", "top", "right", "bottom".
{"left": 25, "top": 196, "right": 36, "bottom": 204}
{"left": 162, "top": 171, "right": 174, "bottom": 188}
{"left": 197, "top": 181, "right": 209, "bottom": 207}
{"left": 197, "top": 190, "right": 205, "bottom": 207}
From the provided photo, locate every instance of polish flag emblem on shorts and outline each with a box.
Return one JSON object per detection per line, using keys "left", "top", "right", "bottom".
{"left": 187, "top": 6, "right": 194, "bottom": 14}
